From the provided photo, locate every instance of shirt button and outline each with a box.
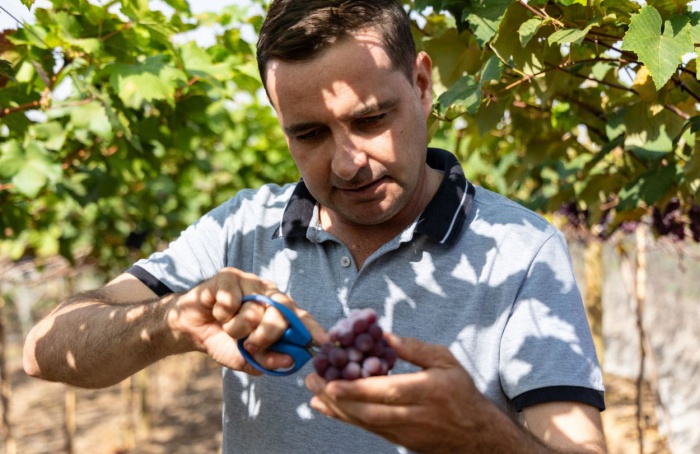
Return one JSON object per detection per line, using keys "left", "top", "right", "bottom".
{"left": 340, "top": 256, "right": 351, "bottom": 267}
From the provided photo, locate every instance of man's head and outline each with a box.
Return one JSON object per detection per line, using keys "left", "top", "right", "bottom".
{"left": 257, "top": 0, "right": 416, "bottom": 89}
{"left": 258, "top": 0, "right": 439, "bottom": 234}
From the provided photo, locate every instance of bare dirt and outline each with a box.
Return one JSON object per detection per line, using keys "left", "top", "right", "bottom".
{"left": 1, "top": 343, "right": 671, "bottom": 454}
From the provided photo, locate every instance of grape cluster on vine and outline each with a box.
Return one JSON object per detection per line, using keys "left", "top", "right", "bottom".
{"left": 312, "top": 308, "right": 397, "bottom": 381}
{"left": 557, "top": 199, "right": 700, "bottom": 242}
{"left": 652, "top": 199, "right": 700, "bottom": 242}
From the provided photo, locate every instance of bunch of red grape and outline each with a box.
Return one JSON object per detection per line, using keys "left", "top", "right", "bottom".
{"left": 651, "top": 199, "right": 700, "bottom": 242}
{"left": 557, "top": 199, "right": 700, "bottom": 243}
{"left": 312, "top": 308, "right": 397, "bottom": 381}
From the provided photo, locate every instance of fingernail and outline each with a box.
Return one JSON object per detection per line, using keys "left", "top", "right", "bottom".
{"left": 307, "top": 374, "right": 322, "bottom": 393}
{"left": 244, "top": 343, "right": 258, "bottom": 354}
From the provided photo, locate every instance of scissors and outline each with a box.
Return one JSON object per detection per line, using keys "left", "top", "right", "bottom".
{"left": 236, "top": 294, "right": 317, "bottom": 376}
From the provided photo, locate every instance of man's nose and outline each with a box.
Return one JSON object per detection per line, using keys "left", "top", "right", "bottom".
{"left": 331, "top": 135, "right": 368, "bottom": 181}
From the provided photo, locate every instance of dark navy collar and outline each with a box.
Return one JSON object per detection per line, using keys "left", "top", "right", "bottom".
{"left": 272, "top": 148, "right": 475, "bottom": 245}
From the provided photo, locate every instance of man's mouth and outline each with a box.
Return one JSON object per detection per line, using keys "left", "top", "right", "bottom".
{"left": 340, "top": 176, "right": 386, "bottom": 193}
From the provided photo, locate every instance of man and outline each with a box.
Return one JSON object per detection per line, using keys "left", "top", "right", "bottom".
{"left": 23, "top": 0, "right": 607, "bottom": 452}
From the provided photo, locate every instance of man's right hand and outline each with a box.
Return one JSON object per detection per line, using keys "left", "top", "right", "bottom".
{"left": 23, "top": 268, "right": 326, "bottom": 388}
{"left": 168, "top": 267, "right": 327, "bottom": 375}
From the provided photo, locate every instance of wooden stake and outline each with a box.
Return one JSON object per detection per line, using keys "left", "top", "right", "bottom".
{"left": 584, "top": 239, "right": 605, "bottom": 368}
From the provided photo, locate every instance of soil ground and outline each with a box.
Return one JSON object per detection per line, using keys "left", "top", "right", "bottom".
{"left": 1, "top": 345, "right": 671, "bottom": 454}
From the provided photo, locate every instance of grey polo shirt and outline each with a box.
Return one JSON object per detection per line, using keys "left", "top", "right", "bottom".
{"left": 128, "top": 148, "right": 604, "bottom": 453}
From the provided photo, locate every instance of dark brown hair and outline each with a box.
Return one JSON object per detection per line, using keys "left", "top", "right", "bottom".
{"left": 257, "top": 0, "right": 416, "bottom": 88}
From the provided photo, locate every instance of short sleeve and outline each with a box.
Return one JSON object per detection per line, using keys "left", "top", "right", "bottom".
{"left": 499, "top": 231, "right": 605, "bottom": 411}
{"left": 127, "top": 198, "right": 236, "bottom": 294}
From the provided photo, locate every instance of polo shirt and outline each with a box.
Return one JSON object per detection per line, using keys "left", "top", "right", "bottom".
{"left": 127, "top": 148, "right": 604, "bottom": 453}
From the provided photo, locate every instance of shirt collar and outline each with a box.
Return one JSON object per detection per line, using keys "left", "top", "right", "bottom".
{"left": 272, "top": 148, "right": 475, "bottom": 244}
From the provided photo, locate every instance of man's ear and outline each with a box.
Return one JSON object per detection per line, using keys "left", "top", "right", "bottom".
{"left": 414, "top": 51, "right": 433, "bottom": 118}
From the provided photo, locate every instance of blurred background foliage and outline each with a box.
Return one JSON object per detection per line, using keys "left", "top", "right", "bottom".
{"left": 1, "top": 0, "right": 700, "bottom": 273}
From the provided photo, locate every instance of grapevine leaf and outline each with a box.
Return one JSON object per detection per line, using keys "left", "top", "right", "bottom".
{"left": 548, "top": 22, "right": 597, "bottom": 46}
{"left": 0, "top": 140, "right": 25, "bottom": 178}
{"left": 0, "top": 59, "right": 18, "bottom": 90}
{"left": 33, "top": 121, "right": 67, "bottom": 151}
{"left": 422, "top": 28, "right": 481, "bottom": 90}
{"left": 687, "top": 136, "right": 700, "bottom": 195}
{"left": 620, "top": 6, "right": 694, "bottom": 90}
{"left": 674, "top": 115, "right": 700, "bottom": 143}
{"left": 481, "top": 55, "right": 502, "bottom": 84}
{"left": 160, "top": 0, "right": 191, "bottom": 13}
{"left": 437, "top": 55, "right": 501, "bottom": 119}
{"left": 491, "top": 4, "right": 545, "bottom": 75}
{"left": 69, "top": 101, "right": 112, "bottom": 140}
{"left": 623, "top": 102, "right": 684, "bottom": 160}
{"left": 11, "top": 142, "right": 62, "bottom": 198}
{"left": 689, "top": 12, "right": 700, "bottom": 80}
{"left": 518, "top": 17, "right": 543, "bottom": 48}
{"left": 437, "top": 75, "right": 480, "bottom": 118}
{"left": 66, "top": 0, "right": 88, "bottom": 11}
{"left": 606, "top": 109, "right": 626, "bottom": 140}
{"left": 106, "top": 55, "right": 186, "bottom": 108}
{"left": 617, "top": 164, "right": 678, "bottom": 210}
{"left": 463, "top": 0, "right": 512, "bottom": 48}
{"left": 647, "top": 0, "right": 691, "bottom": 20}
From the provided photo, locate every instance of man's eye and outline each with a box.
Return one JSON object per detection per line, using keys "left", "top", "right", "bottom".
{"left": 296, "top": 130, "right": 318, "bottom": 142}
{"left": 360, "top": 114, "right": 387, "bottom": 126}
{"left": 296, "top": 130, "right": 320, "bottom": 142}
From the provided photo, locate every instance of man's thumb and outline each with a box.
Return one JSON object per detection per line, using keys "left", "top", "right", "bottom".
{"left": 386, "top": 332, "right": 458, "bottom": 370}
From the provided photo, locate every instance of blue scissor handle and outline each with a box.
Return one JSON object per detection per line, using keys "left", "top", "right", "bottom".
{"left": 237, "top": 294, "right": 313, "bottom": 376}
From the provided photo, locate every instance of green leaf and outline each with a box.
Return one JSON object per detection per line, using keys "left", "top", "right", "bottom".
{"left": 0, "top": 59, "right": 19, "bottom": 91}
{"left": 620, "top": 6, "right": 694, "bottom": 90}
{"left": 548, "top": 22, "right": 597, "bottom": 46}
{"left": 106, "top": 55, "right": 187, "bottom": 108}
{"left": 33, "top": 121, "right": 67, "bottom": 151}
{"left": 0, "top": 140, "right": 25, "bottom": 178}
{"left": 11, "top": 142, "right": 62, "bottom": 198}
{"left": 689, "top": 13, "right": 700, "bottom": 80}
{"left": 160, "top": 0, "right": 191, "bottom": 13}
{"left": 518, "top": 17, "right": 543, "bottom": 48}
{"left": 480, "top": 55, "right": 502, "bottom": 84}
{"left": 648, "top": 0, "right": 691, "bottom": 20}
{"left": 421, "top": 28, "right": 482, "bottom": 90}
{"left": 491, "top": 4, "right": 545, "bottom": 75}
{"left": 686, "top": 136, "right": 700, "bottom": 195}
{"left": 623, "top": 102, "right": 684, "bottom": 160}
{"left": 20, "top": 0, "right": 34, "bottom": 8}
{"left": 617, "top": 164, "right": 678, "bottom": 210}
{"left": 437, "top": 75, "right": 481, "bottom": 117}
{"left": 606, "top": 109, "right": 626, "bottom": 140}
{"left": 463, "top": 0, "right": 512, "bottom": 47}
{"left": 66, "top": 0, "right": 88, "bottom": 12}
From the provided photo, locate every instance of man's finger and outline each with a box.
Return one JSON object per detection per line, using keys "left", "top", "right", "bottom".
{"left": 221, "top": 301, "right": 266, "bottom": 339}
{"left": 260, "top": 285, "right": 329, "bottom": 345}
{"left": 386, "top": 333, "right": 458, "bottom": 370}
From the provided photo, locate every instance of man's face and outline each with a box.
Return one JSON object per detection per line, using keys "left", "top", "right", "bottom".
{"left": 265, "top": 30, "right": 434, "bottom": 229}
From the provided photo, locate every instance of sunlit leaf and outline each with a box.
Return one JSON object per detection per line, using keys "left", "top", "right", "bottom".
{"left": 518, "top": 17, "right": 543, "bottom": 48}
{"left": 548, "top": 21, "right": 597, "bottom": 45}
{"left": 106, "top": 56, "right": 187, "bottom": 108}
{"left": 463, "top": 0, "right": 511, "bottom": 47}
{"left": 621, "top": 6, "right": 693, "bottom": 89}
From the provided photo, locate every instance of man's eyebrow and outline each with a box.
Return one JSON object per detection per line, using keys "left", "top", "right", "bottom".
{"left": 283, "top": 99, "right": 399, "bottom": 135}
{"left": 284, "top": 121, "right": 324, "bottom": 136}
{"left": 340, "top": 99, "right": 398, "bottom": 121}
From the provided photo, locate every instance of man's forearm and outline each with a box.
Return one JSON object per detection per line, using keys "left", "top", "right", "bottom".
{"left": 23, "top": 289, "right": 191, "bottom": 388}
{"left": 476, "top": 410, "right": 606, "bottom": 454}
